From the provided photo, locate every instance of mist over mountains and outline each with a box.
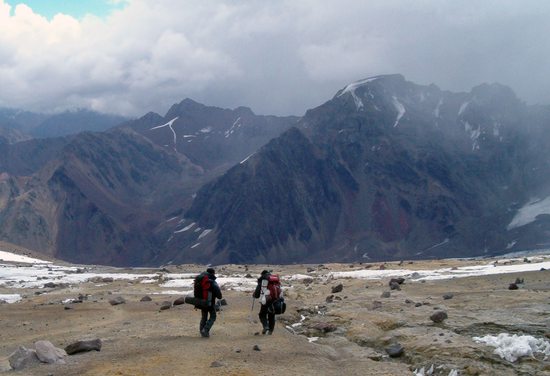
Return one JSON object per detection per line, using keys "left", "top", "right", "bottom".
{"left": 1, "top": 75, "right": 550, "bottom": 266}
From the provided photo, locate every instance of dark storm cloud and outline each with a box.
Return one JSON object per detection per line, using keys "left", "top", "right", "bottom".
{"left": 0, "top": 0, "right": 549, "bottom": 116}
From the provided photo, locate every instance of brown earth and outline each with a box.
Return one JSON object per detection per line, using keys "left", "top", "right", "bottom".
{"left": 1, "top": 259, "right": 550, "bottom": 376}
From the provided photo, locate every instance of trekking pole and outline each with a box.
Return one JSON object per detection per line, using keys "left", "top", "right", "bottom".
{"left": 248, "top": 297, "right": 255, "bottom": 323}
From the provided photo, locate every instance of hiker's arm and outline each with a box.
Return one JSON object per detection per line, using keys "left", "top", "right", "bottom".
{"left": 252, "top": 280, "right": 261, "bottom": 298}
{"left": 212, "top": 281, "right": 222, "bottom": 299}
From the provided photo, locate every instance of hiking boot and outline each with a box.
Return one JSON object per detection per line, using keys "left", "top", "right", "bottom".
{"left": 200, "top": 329, "right": 210, "bottom": 338}
{"left": 262, "top": 327, "right": 269, "bottom": 335}
{"left": 267, "top": 330, "right": 273, "bottom": 335}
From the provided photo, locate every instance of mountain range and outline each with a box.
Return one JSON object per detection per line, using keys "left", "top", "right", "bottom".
{"left": 1, "top": 75, "right": 550, "bottom": 266}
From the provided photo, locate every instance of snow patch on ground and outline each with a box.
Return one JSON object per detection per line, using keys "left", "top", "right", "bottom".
{"left": 508, "top": 196, "right": 550, "bottom": 230}
{"left": 0, "top": 250, "right": 51, "bottom": 264}
{"left": 329, "top": 257, "right": 550, "bottom": 281}
{"left": 473, "top": 333, "right": 550, "bottom": 362}
{"left": 0, "top": 294, "right": 22, "bottom": 303}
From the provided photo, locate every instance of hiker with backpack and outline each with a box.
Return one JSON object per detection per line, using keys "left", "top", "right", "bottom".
{"left": 252, "top": 270, "right": 285, "bottom": 335}
{"left": 193, "top": 267, "right": 222, "bottom": 338}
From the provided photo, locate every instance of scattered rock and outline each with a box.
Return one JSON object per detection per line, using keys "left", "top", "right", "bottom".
{"left": 43, "top": 282, "right": 58, "bottom": 288}
{"left": 159, "top": 301, "right": 172, "bottom": 310}
{"left": 34, "top": 340, "right": 66, "bottom": 364}
{"left": 381, "top": 291, "right": 391, "bottom": 298}
{"left": 306, "top": 267, "right": 315, "bottom": 273}
{"left": 508, "top": 283, "right": 519, "bottom": 290}
{"left": 385, "top": 343, "right": 404, "bottom": 357}
{"left": 108, "top": 296, "right": 126, "bottom": 306}
{"left": 331, "top": 284, "right": 343, "bottom": 293}
{"left": 64, "top": 305, "right": 73, "bottom": 310}
{"left": 325, "top": 295, "right": 334, "bottom": 303}
{"left": 371, "top": 301, "right": 383, "bottom": 310}
{"left": 443, "top": 293, "right": 454, "bottom": 300}
{"left": 311, "top": 322, "right": 337, "bottom": 333}
{"left": 173, "top": 297, "right": 185, "bottom": 306}
{"left": 65, "top": 339, "right": 102, "bottom": 355}
{"left": 140, "top": 296, "right": 152, "bottom": 302}
{"left": 101, "top": 277, "right": 114, "bottom": 283}
{"left": 210, "top": 361, "right": 225, "bottom": 367}
{"left": 8, "top": 346, "right": 40, "bottom": 370}
{"left": 430, "top": 311, "right": 448, "bottom": 323}
{"left": 245, "top": 273, "right": 253, "bottom": 278}
{"left": 253, "top": 345, "right": 261, "bottom": 351}
{"left": 405, "top": 299, "right": 414, "bottom": 304}
{"left": 389, "top": 281, "right": 401, "bottom": 290}
{"left": 234, "top": 348, "right": 242, "bottom": 353}
{"left": 390, "top": 277, "right": 405, "bottom": 285}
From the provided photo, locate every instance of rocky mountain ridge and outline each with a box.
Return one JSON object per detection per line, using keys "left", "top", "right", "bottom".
{"left": 0, "top": 101, "right": 297, "bottom": 265}
{"left": 178, "top": 75, "right": 550, "bottom": 264}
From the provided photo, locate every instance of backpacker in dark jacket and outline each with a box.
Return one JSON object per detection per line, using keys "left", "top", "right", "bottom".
{"left": 185, "top": 271, "right": 221, "bottom": 309}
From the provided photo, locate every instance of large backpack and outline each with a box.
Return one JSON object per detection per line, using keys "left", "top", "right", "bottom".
{"left": 266, "top": 274, "right": 281, "bottom": 301}
{"left": 265, "top": 274, "right": 286, "bottom": 314}
{"left": 187, "top": 272, "right": 211, "bottom": 308}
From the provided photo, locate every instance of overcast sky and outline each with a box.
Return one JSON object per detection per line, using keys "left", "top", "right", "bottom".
{"left": 1, "top": 0, "right": 549, "bottom": 117}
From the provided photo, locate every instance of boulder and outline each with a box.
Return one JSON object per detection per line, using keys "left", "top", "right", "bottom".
{"left": 8, "top": 346, "right": 40, "bottom": 370}
{"left": 390, "top": 277, "right": 405, "bottom": 285}
{"left": 65, "top": 339, "right": 102, "bottom": 355}
{"left": 34, "top": 340, "right": 66, "bottom": 364}
{"left": 159, "top": 301, "right": 172, "bottom": 310}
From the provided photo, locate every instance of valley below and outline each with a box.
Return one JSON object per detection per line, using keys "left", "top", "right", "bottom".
{"left": 1, "top": 245, "right": 550, "bottom": 375}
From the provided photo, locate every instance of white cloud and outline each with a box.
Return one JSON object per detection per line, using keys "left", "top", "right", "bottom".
{"left": 1, "top": 0, "right": 550, "bottom": 116}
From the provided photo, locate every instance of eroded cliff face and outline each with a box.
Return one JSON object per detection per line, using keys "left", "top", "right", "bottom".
{"left": 180, "top": 75, "right": 550, "bottom": 264}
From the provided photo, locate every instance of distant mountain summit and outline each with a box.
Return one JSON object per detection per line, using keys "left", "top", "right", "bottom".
{"left": 171, "top": 75, "right": 550, "bottom": 264}
{"left": 0, "top": 99, "right": 297, "bottom": 265}
{"left": 121, "top": 98, "right": 298, "bottom": 170}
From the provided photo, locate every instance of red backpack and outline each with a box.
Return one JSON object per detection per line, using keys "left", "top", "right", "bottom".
{"left": 266, "top": 274, "right": 281, "bottom": 302}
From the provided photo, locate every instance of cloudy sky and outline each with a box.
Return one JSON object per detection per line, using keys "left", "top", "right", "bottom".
{"left": 1, "top": 0, "right": 549, "bottom": 117}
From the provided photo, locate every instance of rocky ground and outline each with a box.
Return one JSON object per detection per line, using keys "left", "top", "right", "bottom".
{"left": 1, "top": 257, "right": 550, "bottom": 376}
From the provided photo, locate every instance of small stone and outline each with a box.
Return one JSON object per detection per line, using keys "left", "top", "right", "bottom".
{"left": 108, "top": 296, "right": 126, "bottom": 306}
{"left": 234, "top": 348, "right": 242, "bottom": 353}
{"left": 371, "top": 301, "right": 383, "bottom": 310}
{"left": 389, "top": 281, "right": 401, "bottom": 290}
{"left": 9, "top": 346, "right": 40, "bottom": 370}
{"left": 331, "top": 284, "right": 343, "bottom": 293}
{"left": 385, "top": 343, "right": 404, "bottom": 357}
{"left": 159, "top": 301, "right": 172, "bottom": 310}
{"left": 415, "top": 302, "right": 422, "bottom": 307}
{"left": 508, "top": 283, "right": 519, "bottom": 290}
{"left": 65, "top": 339, "right": 102, "bottom": 355}
{"left": 390, "top": 277, "right": 405, "bottom": 285}
{"left": 430, "top": 311, "right": 448, "bottom": 323}
{"left": 210, "top": 361, "right": 224, "bottom": 368}
{"left": 325, "top": 295, "right": 334, "bottom": 303}
{"left": 173, "top": 297, "right": 185, "bottom": 306}
{"left": 405, "top": 299, "right": 413, "bottom": 304}
{"left": 253, "top": 345, "right": 261, "bottom": 351}
{"left": 381, "top": 291, "right": 391, "bottom": 298}
{"left": 443, "top": 293, "right": 454, "bottom": 300}
{"left": 140, "top": 296, "right": 152, "bottom": 302}
{"left": 34, "top": 340, "right": 67, "bottom": 364}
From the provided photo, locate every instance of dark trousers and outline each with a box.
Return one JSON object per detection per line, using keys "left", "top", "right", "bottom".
{"left": 200, "top": 307, "right": 216, "bottom": 333}
{"left": 259, "top": 304, "right": 275, "bottom": 332}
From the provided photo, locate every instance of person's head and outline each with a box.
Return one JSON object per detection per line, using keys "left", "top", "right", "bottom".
{"left": 261, "top": 270, "right": 269, "bottom": 277}
{"left": 206, "top": 267, "right": 215, "bottom": 275}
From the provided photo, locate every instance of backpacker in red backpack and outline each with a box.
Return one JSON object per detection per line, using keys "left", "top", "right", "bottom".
{"left": 264, "top": 274, "right": 286, "bottom": 314}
